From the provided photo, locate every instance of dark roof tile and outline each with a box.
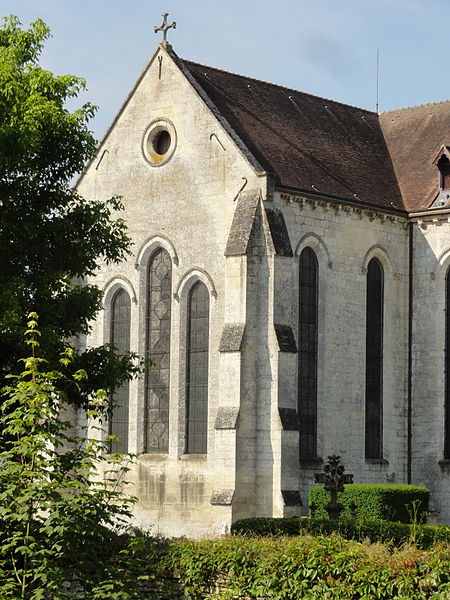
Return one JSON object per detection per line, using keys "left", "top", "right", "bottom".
{"left": 380, "top": 101, "right": 450, "bottom": 212}
{"left": 182, "top": 60, "right": 405, "bottom": 212}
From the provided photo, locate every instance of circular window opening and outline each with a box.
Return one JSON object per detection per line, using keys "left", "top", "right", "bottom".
{"left": 153, "top": 130, "right": 171, "bottom": 156}
{"left": 142, "top": 119, "right": 177, "bottom": 167}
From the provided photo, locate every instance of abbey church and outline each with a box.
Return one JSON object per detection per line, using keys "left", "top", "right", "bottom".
{"left": 77, "top": 23, "right": 450, "bottom": 536}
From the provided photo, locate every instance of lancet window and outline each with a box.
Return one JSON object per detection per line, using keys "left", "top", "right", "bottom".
{"left": 365, "top": 258, "right": 384, "bottom": 459}
{"left": 298, "top": 247, "right": 319, "bottom": 459}
{"left": 109, "top": 288, "right": 131, "bottom": 453}
{"left": 145, "top": 248, "right": 172, "bottom": 453}
{"left": 186, "top": 281, "right": 209, "bottom": 454}
{"left": 438, "top": 155, "right": 450, "bottom": 190}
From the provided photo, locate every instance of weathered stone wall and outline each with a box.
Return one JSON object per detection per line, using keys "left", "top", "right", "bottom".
{"left": 410, "top": 216, "right": 450, "bottom": 522}
{"left": 77, "top": 45, "right": 267, "bottom": 537}
{"left": 76, "top": 40, "right": 449, "bottom": 534}
{"left": 274, "top": 192, "right": 409, "bottom": 511}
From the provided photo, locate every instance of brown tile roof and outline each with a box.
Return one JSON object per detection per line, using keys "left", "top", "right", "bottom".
{"left": 380, "top": 101, "right": 450, "bottom": 212}
{"left": 182, "top": 60, "right": 405, "bottom": 213}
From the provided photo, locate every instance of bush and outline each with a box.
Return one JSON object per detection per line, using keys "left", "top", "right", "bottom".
{"left": 309, "top": 484, "right": 430, "bottom": 523}
{"left": 231, "top": 516, "right": 302, "bottom": 536}
{"left": 231, "top": 516, "right": 450, "bottom": 549}
{"left": 142, "top": 533, "right": 450, "bottom": 599}
{"left": 0, "top": 315, "right": 146, "bottom": 599}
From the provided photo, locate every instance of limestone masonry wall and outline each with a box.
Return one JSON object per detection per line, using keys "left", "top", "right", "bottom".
{"left": 411, "top": 217, "right": 450, "bottom": 522}
{"left": 76, "top": 42, "right": 450, "bottom": 534}
{"left": 77, "top": 45, "right": 266, "bottom": 537}
{"left": 274, "top": 192, "right": 409, "bottom": 512}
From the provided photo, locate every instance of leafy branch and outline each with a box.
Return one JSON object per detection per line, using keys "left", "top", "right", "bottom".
{"left": 0, "top": 314, "right": 144, "bottom": 599}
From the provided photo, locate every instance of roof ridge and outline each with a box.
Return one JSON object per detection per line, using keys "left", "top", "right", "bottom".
{"left": 182, "top": 58, "right": 377, "bottom": 116}
{"left": 382, "top": 99, "right": 450, "bottom": 114}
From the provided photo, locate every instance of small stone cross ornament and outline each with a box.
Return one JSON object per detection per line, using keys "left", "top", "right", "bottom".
{"left": 154, "top": 13, "right": 176, "bottom": 47}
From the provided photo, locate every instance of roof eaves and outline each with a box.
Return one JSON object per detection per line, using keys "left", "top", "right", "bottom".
{"left": 409, "top": 207, "right": 450, "bottom": 218}
{"left": 276, "top": 185, "right": 408, "bottom": 217}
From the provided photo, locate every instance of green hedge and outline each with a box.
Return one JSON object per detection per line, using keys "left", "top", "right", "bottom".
{"left": 155, "top": 534, "right": 450, "bottom": 599}
{"left": 78, "top": 530, "right": 450, "bottom": 598}
{"left": 231, "top": 517, "right": 450, "bottom": 549}
{"left": 309, "top": 484, "right": 430, "bottom": 523}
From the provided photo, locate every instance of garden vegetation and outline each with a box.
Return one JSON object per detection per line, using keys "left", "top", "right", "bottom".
{"left": 2, "top": 316, "right": 450, "bottom": 598}
{"left": 309, "top": 483, "right": 430, "bottom": 523}
{"left": 1, "top": 15, "right": 450, "bottom": 600}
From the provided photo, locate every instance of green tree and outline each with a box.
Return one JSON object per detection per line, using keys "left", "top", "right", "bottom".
{"left": 0, "top": 15, "right": 138, "bottom": 406}
{"left": 0, "top": 314, "right": 148, "bottom": 599}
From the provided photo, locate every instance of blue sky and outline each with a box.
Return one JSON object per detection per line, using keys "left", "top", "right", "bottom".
{"left": 2, "top": 0, "right": 449, "bottom": 141}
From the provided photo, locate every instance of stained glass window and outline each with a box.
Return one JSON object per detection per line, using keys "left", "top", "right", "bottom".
{"left": 145, "top": 248, "right": 172, "bottom": 453}
{"left": 186, "top": 281, "right": 209, "bottom": 454}
{"left": 365, "top": 258, "right": 384, "bottom": 459}
{"left": 109, "top": 288, "right": 131, "bottom": 453}
{"left": 298, "top": 247, "right": 318, "bottom": 458}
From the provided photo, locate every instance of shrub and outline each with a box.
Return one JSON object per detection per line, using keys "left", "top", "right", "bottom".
{"left": 231, "top": 516, "right": 450, "bottom": 549}
{"left": 309, "top": 484, "right": 430, "bottom": 523}
{"left": 0, "top": 315, "right": 146, "bottom": 599}
{"left": 230, "top": 516, "right": 302, "bottom": 536}
{"left": 140, "top": 533, "right": 450, "bottom": 599}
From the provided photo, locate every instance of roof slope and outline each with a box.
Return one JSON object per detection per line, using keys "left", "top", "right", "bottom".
{"left": 380, "top": 101, "right": 450, "bottom": 212}
{"left": 183, "top": 60, "right": 405, "bottom": 212}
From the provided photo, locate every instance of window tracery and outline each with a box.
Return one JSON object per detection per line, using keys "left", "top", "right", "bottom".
{"left": 145, "top": 248, "right": 172, "bottom": 453}
{"left": 445, "top": 267, "right": 450, "bottom": 459}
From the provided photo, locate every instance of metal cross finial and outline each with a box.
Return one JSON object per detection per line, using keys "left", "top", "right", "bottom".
{"left": 154, "top": 13, "right": 176, "bottom": 47}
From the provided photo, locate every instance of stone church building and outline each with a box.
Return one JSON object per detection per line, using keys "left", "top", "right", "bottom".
{"left": 76, "top": 32, "right": 450, "bottom": 536}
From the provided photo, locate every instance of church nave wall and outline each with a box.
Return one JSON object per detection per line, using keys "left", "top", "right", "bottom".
{"left": 273, "top": 192, "right": 409, "bottom": 510}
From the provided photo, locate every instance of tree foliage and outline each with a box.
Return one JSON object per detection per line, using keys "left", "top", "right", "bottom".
{"left": 0, "top": 15, "right": 138, "bottom": 406}
{"left": 0, "top": 315, "right": 147, "bottom": 599}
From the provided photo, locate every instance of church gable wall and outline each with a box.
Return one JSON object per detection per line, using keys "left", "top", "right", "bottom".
{"left": 76, "top": 47, "right": 267, "bottom": 537}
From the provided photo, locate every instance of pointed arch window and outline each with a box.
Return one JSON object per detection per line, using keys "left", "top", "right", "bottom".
{"left": 365, "top": 258, "right": 384, "bottom": 459}
{"left": 186, "top": 281, "right": 209, "bottom": 454}
{"left": 445, "top": 268, "right": 450, "bottom": 459}
{"left": 298, "top": 247, "right": 318, "bottom": 458}
{"left": 145, "top": 248, "right": 172, "bottom": 453}
{"left": 109, "top": 288, "right": 131, "bottom": 453}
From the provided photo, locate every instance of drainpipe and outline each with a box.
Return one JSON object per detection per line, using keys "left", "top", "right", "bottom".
{"left": 407, "top": 221, "right": 413, "bottom": 484}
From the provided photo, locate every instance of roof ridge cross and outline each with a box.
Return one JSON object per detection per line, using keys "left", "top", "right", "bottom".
{"left": 154, "top": 13, "right": 176, "bottom": 47}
